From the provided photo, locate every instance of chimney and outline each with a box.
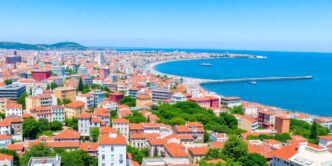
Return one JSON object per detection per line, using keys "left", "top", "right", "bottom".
{"left": 297, "top": 142, "right": 308, "bottom": 153}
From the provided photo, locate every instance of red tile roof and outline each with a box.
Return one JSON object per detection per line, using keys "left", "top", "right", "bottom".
{"left": 99, "top": 126, "right": 117, "bottom": 135}
{"left": 47, "top": 141, "right": 80, "bottom": 148}
{"left": 0, "top": 153, "right": 13, "bottom": 161}
{"left": 98, "top": 134, "right": 127, "bottom": 145}
{"left": 112, "top": 118, "right": 129, "bottom": 124}
{"left": 65, "top": 101, "right": 85, "bottom": 108}
{"left": 7, "top": 143, "right": 24, "bottom": 151}
{"left": 5, "top": 103, "right": 22, "bottom": 109}
{"left": 80, "top": 142, "right": 98, "bottom": 152}
{"left": 164, "top": 142, "right": 189, "bottom": 158}
{"left": 188, "top": 147, "right": 208, "bottom": 156}
{"left": 54, "top": 129, "right": 80, "bottom": 139}
{"left": 268, "top": 143, "right": 298, "bottom": 160}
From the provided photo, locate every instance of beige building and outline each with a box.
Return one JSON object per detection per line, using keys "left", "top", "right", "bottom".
{"left": 64, "top": 101, "right": 85, "bottom": 118}
{"left": 25, "top": 94, "right": 53, "bottom": 112}
{"left": 234, "top": 114, "right": 258, "bottom": 132}
{"left": 0, "top": 98, "right": 9, "bottom": 113}
{"left": 54, "top": 87, "right": 76, "bottom": 102}
{"left": 136, "top": 94, "right": 152, "bottom": 109}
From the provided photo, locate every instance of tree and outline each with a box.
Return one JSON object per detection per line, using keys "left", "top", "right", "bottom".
{"left": 222, "top": 135, "right": 248, "bottom": 161}
{"left": 204, "top": 148, "right": 223, "bottom": 160}
{"left": 4, "top": 79, "right": 12, "bottom": 85}
{"left": 0, "top": 112, "right": 5, "bottom": 119}
{"left": 125, "top": 111, "right": 147, "bottom": 123}
{"left": 50, "top": 82, "right": 58, "bottom": 90}
{"left": 78, "top": 77, "right": 84, "bottom": 92}
{"left": 59, "top": 150, "right": 96, "bottom": 166}
{"left": 62, "top": 99, "right": 71, "bottom": 104}
{"left": 90, "top": 127, "right": 99, "bottom": 142}
{"left": 120, "top": 96, "right": 136, "bottom": 107}
{"left": 309, "top": 121, "right": 318, "bottom": 143}
{"left": 229, "top": 106, "right": 244, "bottom": 115}
{"left": 17, "top": 92, "right": 28, "bottom": 109}
{"left": 37, "top": 119, "right": 49, "bottom": 133}
{"left": 239, "top": 153, "right": 267, "bottom": 166}
{"left": 0, "top": 148, "right": 20, "bottom": 166}
{"left": 20, "top": 143, "right": 52, "bottom": 166}
{"left": 49, "top": 121, "right": 63, "bottom": 130}
{"left": 65, "top": 118, "right": 78, "bottom": 130}
{"left": 57, "top": 98, "right": 63, "bottom": 105}
{"left": 110, "top": 110, "right": 118, "bottom": 119}
{"left": 204, "top": 130, "right": 210, "bottom": 143}
{"left": 126, "top": 146, "right": 148, "bottom": 164}
{"left": 23, "top": 117, "right": 39, "bottom": 139}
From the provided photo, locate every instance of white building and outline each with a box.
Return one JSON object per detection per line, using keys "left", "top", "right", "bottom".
{"left": 0, "top": 121, "right": 11, "bottom": 135}
{"left": 210, "top": 132, "right": 228, "bottom": 142}
{"left": 220, "top": 96, "right": 242, "bottom": 108}
{"left": 171, "top": 93, "right": 187, "bottom": 102}
{"left": 112, "top": 118, "right": 129, "bottom": 141}
{"left": 98, "top": 133, "right": 127, "bottom": 166}
{"left": 271, "top": 142, "right": 332, "bottom": 166}
{"left": 78, "top": 113, "right": 104, "bottom": 137}
{"left": 5, "top": 103, "right": 23, "bottom": 117}
{"left": 0, "top": 134, "right": 12, "bottom": 148}
{"left": 76, "top": 94, "right": 94, "bottom": 109}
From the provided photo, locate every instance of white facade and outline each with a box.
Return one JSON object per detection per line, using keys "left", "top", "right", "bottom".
{"left": 98, "top": 134, "right": 127, "bottom": 166}
{"left": 5, "top": 108, "right": 23, "bottom": 117}
{"left": 79, "top": 118, "right": 91, "bottom": 136}
{"left": 76, "top": 95, "right": 94, "bottom": 109}
{"left": 112, "top": 122, "right": 129, "bottom": 140}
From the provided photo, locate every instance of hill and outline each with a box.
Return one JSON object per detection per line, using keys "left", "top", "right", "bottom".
{"left": 0, "top": 41, "right": 88, "bottom": 50}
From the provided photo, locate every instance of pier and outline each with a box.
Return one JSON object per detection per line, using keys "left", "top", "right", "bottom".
{"left": 199, "top": 76, "right": 313, "bottom": 85}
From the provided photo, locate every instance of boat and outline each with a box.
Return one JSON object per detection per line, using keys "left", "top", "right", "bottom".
{"left": 250, "top": 81, "right": 257, "bottom": 85}
{"left": 200, "top": 63, "right": 213, "bottom": 66}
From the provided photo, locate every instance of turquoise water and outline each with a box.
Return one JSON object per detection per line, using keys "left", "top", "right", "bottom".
{"left": 155, "top": 50, "right": 332, "bottom": 116}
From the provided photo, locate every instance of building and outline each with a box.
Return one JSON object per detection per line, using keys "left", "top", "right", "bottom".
{"left": 128, "top": 88, "right": 139, "bottom": 98}
{"left": 99, "top": 67, "right": 110, "bottom": 80}
{"left": 54, "top": 87, "right": 77, "bottom": 102}
{"left": 80, "top": 142, "right": 98, "bottom": 157}
{"left": 76, "top": 93, "right": 94, "bottom": 109}
{"left": 5, "top": 103, "right": 23, "bottom": 117}
{"left": 64, "top": 101, "right": 85, "bottom": 118}
{"left": 188, "top": 147, "right": 208, "bottom": 163}
{"left": 109, "top": 92, "right": 124, "bottom": 104}
{"left": 96, "top": 53, "right": 106, "bottom": 66}
{"left": 136, "top": 94, "right": 152, "bottom": 109}
{"left": 258, "top": 110, "right": 275, "bottom": 129}
{"left": 30, "top": 107, "right": 52, "bottom": 122}
{"left": 31, "top": 70, "right": 52, "bottom": 81}
{"left": 315, "top": 117, "right": 332, "bottom": 131}
{"left": 234, "top": 114, "right": 258, "bottom": 132}
{"left": 219, "top": 96, "right": 241, "bottom": 108}
{"left": 171, "top": 92, "right": 187, "bottom": 102}
{"left": 78, "top": 112, "right": 105, "bottom": 137}
{"left": 275, "top": 115, "right": 290, "bottom": 133}
{"left": 26, "top": 94, "right": 53, "bottom": 111}
{"left": 210, "top": 133, "right": 228, "bottom": 142}
{"left": 0, "top": 121, "right": 11, "bottom": 135}
{"left": 52, "top": 66, "right": 66, "bottom": 76}
{"left": 98, "top": 133, "right": 127, "bottom": 166}
{"left": 28, "top": 156, "right": 61, "bottom": 166}
{"left": 0, "top": 153, "right": 14, "bottom": 166}
{"left": 0, "top": 134, "right": 12, "bottom": 148}
{"left": 189, "top": 96, "right": 220, "bottom": 109}
{"left": 152, "top": 89, "right": 172, "bottom": 101}
{"left": 90, "top": 91, "right": 105, "bottom": 107}
{"left": 3, "top": 116, "right": 23, "bottom": 141}
{"left": 83, "top": 75, "right": 93, "bottom": 86}
{"left": 185, "top": 122, "right": 204, "bottom": 143}
{"left": 270, "top": 142, "right": 332, "bottom": 166}
{"left": 6, "top": 55, "right": 22, "bottom": 64}
{"left": 112, "top": 118, "right": 129, "bottom": 140}
{"left": 0, "top": 84, "right": 26, "bottom": 100}
{"left": 51, "top": 105, "right": 65, "bottom": 122}
{"left": 319, "top": 136, "right": 332, "bottom": 150}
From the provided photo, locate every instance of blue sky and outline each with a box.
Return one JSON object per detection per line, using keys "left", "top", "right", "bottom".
{"left": 0, "top": 0, "right": 331, "bottom": 52}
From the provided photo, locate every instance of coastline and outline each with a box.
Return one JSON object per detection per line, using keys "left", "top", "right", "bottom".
{"left": 146, "top": 58, "right": 329, "bottom": 119}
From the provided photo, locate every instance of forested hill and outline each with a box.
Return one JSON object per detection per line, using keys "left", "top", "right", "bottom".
{"left": 0, "top": 41, "right": 88, "bottom": 50}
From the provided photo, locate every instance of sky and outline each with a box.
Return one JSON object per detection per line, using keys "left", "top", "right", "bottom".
{"left": 0, "top": 0, "right": 331, "bottom": 52}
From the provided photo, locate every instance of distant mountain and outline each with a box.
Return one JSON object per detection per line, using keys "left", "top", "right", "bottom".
{"left": 0, "top": 41, "right": 88, "bottom": 50}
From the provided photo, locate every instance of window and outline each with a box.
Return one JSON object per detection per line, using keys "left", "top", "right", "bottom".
{"left": 102, "top": 154, "right": 105, "bottom": 160}
{"left": 119, "top": 154, "right": 123, "bottom": 163}
{"left": 111, "top": 146, "right": 114, "bottom": 152}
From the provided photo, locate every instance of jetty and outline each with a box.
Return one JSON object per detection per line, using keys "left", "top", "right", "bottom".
{"left": 146, "top": 61, "right": 313, "bottom": 88}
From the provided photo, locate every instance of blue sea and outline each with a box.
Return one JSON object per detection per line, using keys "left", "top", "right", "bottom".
{"left": 152, "top": 49, "right": 332, "bottom": 116}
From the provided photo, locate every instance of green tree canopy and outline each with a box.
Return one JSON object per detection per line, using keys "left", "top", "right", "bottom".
{"left": 222, "top": 135, "right": 248, "bottom": 161}
{"left": 17, "top": 92, "right": 28, "bottom": 109}
{"left": 4, "top": 79, "right": 13, "bottom": 85}
{"left": 239, "top": 153, "right": 267, "bottom": 166}
{"left": 20, "top": 143, "right": 52, "bottom": 166}
{"left": 90, "top": 127, "right": 99, "bottom": 142}
{"left": 23, "top": 117, "right": 39, "bottom": 139}
{"left": 120, "top": 96, "right": 136, "bottom": 107}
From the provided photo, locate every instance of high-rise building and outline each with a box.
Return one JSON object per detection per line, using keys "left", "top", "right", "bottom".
{"left": 31, "top": 70, "right": 52, "bottom": 81}
{"left": 0, "top": 84, "right": 26, "bottom": 100}
{"left": 96, "top": 53, "right": 106, "bottom": 66}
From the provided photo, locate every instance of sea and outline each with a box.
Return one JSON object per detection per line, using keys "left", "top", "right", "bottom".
{"left": 142, "top": 49, "right": 332, "bottom": 117}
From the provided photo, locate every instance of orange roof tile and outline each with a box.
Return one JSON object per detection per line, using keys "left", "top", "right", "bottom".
{"left": 5, "top": 103, "right": 22, "bottom": 109}
{"left": 209, "top": 142, "right": 225, "bottom": 149}
{"left": 268, "top": 143, "right": 298, "bottom": 160}
{"left": 7, "top": 143, "right": 24, "bottom": 151}
{"left": 188, "top": 147, "right": 208, "bottom": 156}
{"left": 98, "top": 134, "right": 127, "bottom": 145}
{"left": 54, "top": 129, "right": 80, "bottom": 139}
{"left": 112, "top": 118, "right": 129, "bottom": 124}
{"left": 65, "top": 101, "right": 85, "bottom": 108}
{"left": 99, "top": 126, "right": 117, "bottom": 135}
{"left": 0, "top": 153, "right": 13, "bottom": 161}
{"left": 80, "top": 142, "right": 98, "bottom": 151}
{"left": 164, "top": 142, "right": 189, "bottom": 158}
{"left": 47, "top": 141, "right": 80, "bottom": 148}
